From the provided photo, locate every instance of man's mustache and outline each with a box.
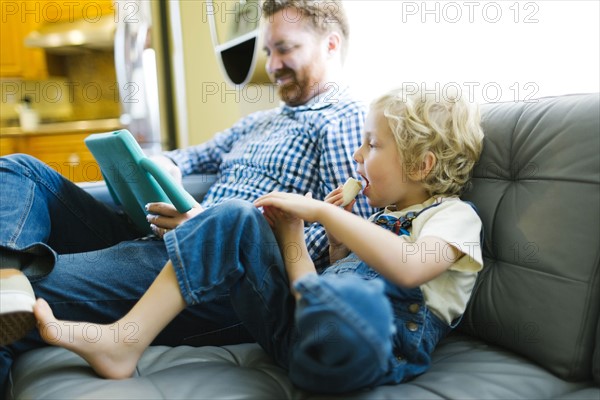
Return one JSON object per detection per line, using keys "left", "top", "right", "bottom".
{"left": 274, "top": 69, "right": 296, "bottom": 82}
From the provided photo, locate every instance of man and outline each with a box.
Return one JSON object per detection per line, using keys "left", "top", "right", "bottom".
{"left": 0, "top": 0, "right": 373, "bottom": 394}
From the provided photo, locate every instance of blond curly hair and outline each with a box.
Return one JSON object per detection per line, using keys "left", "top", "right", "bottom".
{"left": 372, "top": 88, "right": 484, "bottom": 196}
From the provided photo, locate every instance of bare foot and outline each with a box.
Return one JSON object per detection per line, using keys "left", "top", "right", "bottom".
{"left": 34, "top": 298, "right": 143, "bottom": 379}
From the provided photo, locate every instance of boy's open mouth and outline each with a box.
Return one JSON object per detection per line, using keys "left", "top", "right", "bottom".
{"left": 358, "top": 174, "right": 369, "bottom": 191}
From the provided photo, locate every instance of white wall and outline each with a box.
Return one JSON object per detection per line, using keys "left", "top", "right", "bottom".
{"left": 344, "top": 0, "right": 600, "bottom": 104}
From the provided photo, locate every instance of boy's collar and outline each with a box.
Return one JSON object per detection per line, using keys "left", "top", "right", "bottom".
{"left": 384, "top": 197, "right": 449, "bottom": 215}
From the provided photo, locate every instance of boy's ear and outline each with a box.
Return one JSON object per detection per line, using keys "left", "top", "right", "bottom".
{"left": 411, "top": 151, "right": 436, "bottom": 181}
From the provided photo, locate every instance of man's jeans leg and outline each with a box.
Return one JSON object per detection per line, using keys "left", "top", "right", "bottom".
{"left": 0, "top": 154, "right": 141, "bottom": 275}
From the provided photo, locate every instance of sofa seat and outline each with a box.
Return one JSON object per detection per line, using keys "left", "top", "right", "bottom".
{"left": 9, "top": 334, "right": 597, "bottom": 399}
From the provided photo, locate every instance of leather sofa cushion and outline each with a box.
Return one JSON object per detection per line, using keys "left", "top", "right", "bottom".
{"left": 9, "top": 336, "right": 597, "bottom": 399}
{"left": 595, "top": 316, "right": 600, "bottom": 384}
{"left": 460, "top": 93, "right": 600, "bottom": 381}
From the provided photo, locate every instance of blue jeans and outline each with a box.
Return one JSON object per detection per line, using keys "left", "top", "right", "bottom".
{"left": 164, "top": 199, "right": 451, "bottom": 393}
{"left": 0, "top": 154, "right": 142, "bottom": 270}
{"left": 0, "top": 155, "right": 252, "bottom": 397}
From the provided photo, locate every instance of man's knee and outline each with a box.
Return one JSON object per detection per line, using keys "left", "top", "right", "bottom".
{"left": 1, "top": 153, "right": 39, "bottom": 167}
{"left": 0, "top": 153, "right": 47, "bottom": 176}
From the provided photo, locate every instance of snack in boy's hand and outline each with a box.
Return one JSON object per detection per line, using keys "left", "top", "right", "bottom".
{"left": 341, "top": 177, "right": 362, "bottom": 206}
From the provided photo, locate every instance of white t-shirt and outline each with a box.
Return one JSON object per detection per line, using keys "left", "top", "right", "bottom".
{"left": 371, "top": 196, "right": 484, "bottom": 325}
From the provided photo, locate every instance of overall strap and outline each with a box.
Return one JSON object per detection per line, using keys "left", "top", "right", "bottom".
{"left": 373, "top": 201, "right": 443, "bottom": 236}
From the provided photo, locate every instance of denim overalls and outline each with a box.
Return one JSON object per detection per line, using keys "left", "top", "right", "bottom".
{"left": 308, "top": 204, "right": 452, "bottom": 390}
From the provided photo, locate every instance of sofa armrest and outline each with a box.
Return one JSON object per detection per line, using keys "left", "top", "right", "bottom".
{"left": 78, "top": 174, "right": 218, "bottom": 208}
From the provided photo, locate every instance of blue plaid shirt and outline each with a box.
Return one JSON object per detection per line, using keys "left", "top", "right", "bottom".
{"left": 165, "top": 86, "right": 375, "bottom": 269}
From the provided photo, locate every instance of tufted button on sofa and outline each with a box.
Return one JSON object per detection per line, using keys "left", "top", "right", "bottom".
{"left": 6, "top": 93, "right": 600, "bottom": 399}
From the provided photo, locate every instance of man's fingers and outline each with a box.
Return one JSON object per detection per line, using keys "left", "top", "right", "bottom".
{"left": 145, "top": 202, "right": 178, "bottom": 217}
{"left": 150, "top": 224, "right": 171, "bottom": 238}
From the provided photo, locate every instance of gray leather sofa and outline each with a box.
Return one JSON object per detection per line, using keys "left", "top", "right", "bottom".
{"left": 6, "top": 93, "right": 600, "bottom": 399}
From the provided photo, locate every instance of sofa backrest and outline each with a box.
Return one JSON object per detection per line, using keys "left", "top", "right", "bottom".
{"left": 459, "top": 93, "right": 600, "bottom": 382}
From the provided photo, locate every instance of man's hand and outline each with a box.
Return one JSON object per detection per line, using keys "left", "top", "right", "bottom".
{"left": 144, "top": 154, "right": 195, "bottom": 237}
{"left": 146, "top": 202, "right": 204, "bottom": 238}
{"left": 148, "top": 154, "right": 183, "bottom": 185}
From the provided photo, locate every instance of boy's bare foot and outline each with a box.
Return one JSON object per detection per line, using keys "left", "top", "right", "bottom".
{"left": 34, "top": 298, "right": 143, "bottom": 379}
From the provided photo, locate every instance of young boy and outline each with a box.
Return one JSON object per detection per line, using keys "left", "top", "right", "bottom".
{"left": 34, "top": 88, "right": 484, "bottom": 393}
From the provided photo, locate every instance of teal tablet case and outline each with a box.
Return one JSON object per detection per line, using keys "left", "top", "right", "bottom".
{"left": 85, "top": 129, "right": 196, "bottom": 234}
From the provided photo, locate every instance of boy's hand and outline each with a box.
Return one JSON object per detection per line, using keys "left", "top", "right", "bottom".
{"left": 254, "top": 192, "right": 325, "bottom": 223}
{"left": 324, "top": 185, "right": 356, "bottom": 211}
{"left": 262, "top": 205, "right": 304, "bottom": 243}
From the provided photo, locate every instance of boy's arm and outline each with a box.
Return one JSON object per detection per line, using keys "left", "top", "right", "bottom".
{"left": 256, "top": 193, "right": 461, "bottom": 288}
{"left": 314, "top": 203, "right": 461, "bottom": 287}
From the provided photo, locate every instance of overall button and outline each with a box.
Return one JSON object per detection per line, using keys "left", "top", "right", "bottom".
{"left": 408, "top": 303, "right": 420, "bottom": 313}
{"left": 406, "top": 321, "right": 419, "bottom": 332}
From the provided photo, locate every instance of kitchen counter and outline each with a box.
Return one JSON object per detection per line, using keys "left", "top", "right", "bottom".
{"left": 0, "top": 118, "right": 122, "bottom": 136}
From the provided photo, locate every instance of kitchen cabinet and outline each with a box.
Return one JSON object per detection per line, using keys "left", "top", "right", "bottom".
{"left": 0, "top": 0, "right": 115, "bottom": 79}
{"left": 0, "top": 0, "right": 48, "bottom": 79}
{"left": 1, "top": 119, "right": 123, "bottom": 183}
{"left": 0, "top": 132, "right": 101, "bottom": 183}
{"left": 25, "top": 132, "right": 102, "bottom": 183}
{"left": 0, "top": 136, "right": 19, "bottom": 155}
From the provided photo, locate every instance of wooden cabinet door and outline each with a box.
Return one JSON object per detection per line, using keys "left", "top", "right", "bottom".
{"left": 0, "top": 136, "right": 19, "bottom": 156}
{"left": 0, "top": 0, "right": 25, "bottom": 77}
{"left": 23, "top": 133, "right": 101, "bottom": 183}
{"left": 0, "top": 0, "right": 48, "bottom": 79}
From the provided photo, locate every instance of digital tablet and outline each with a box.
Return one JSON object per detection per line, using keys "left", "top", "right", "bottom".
{"left": 85, "top": 129, "right": 196, "bottom": 234}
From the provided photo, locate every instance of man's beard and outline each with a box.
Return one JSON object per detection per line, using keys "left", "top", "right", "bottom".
{"left": 275, "top": 69, "right": 312, "bottom": 106}
{"left": 278, "top": 81, "right": 305, "bottom": 106}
